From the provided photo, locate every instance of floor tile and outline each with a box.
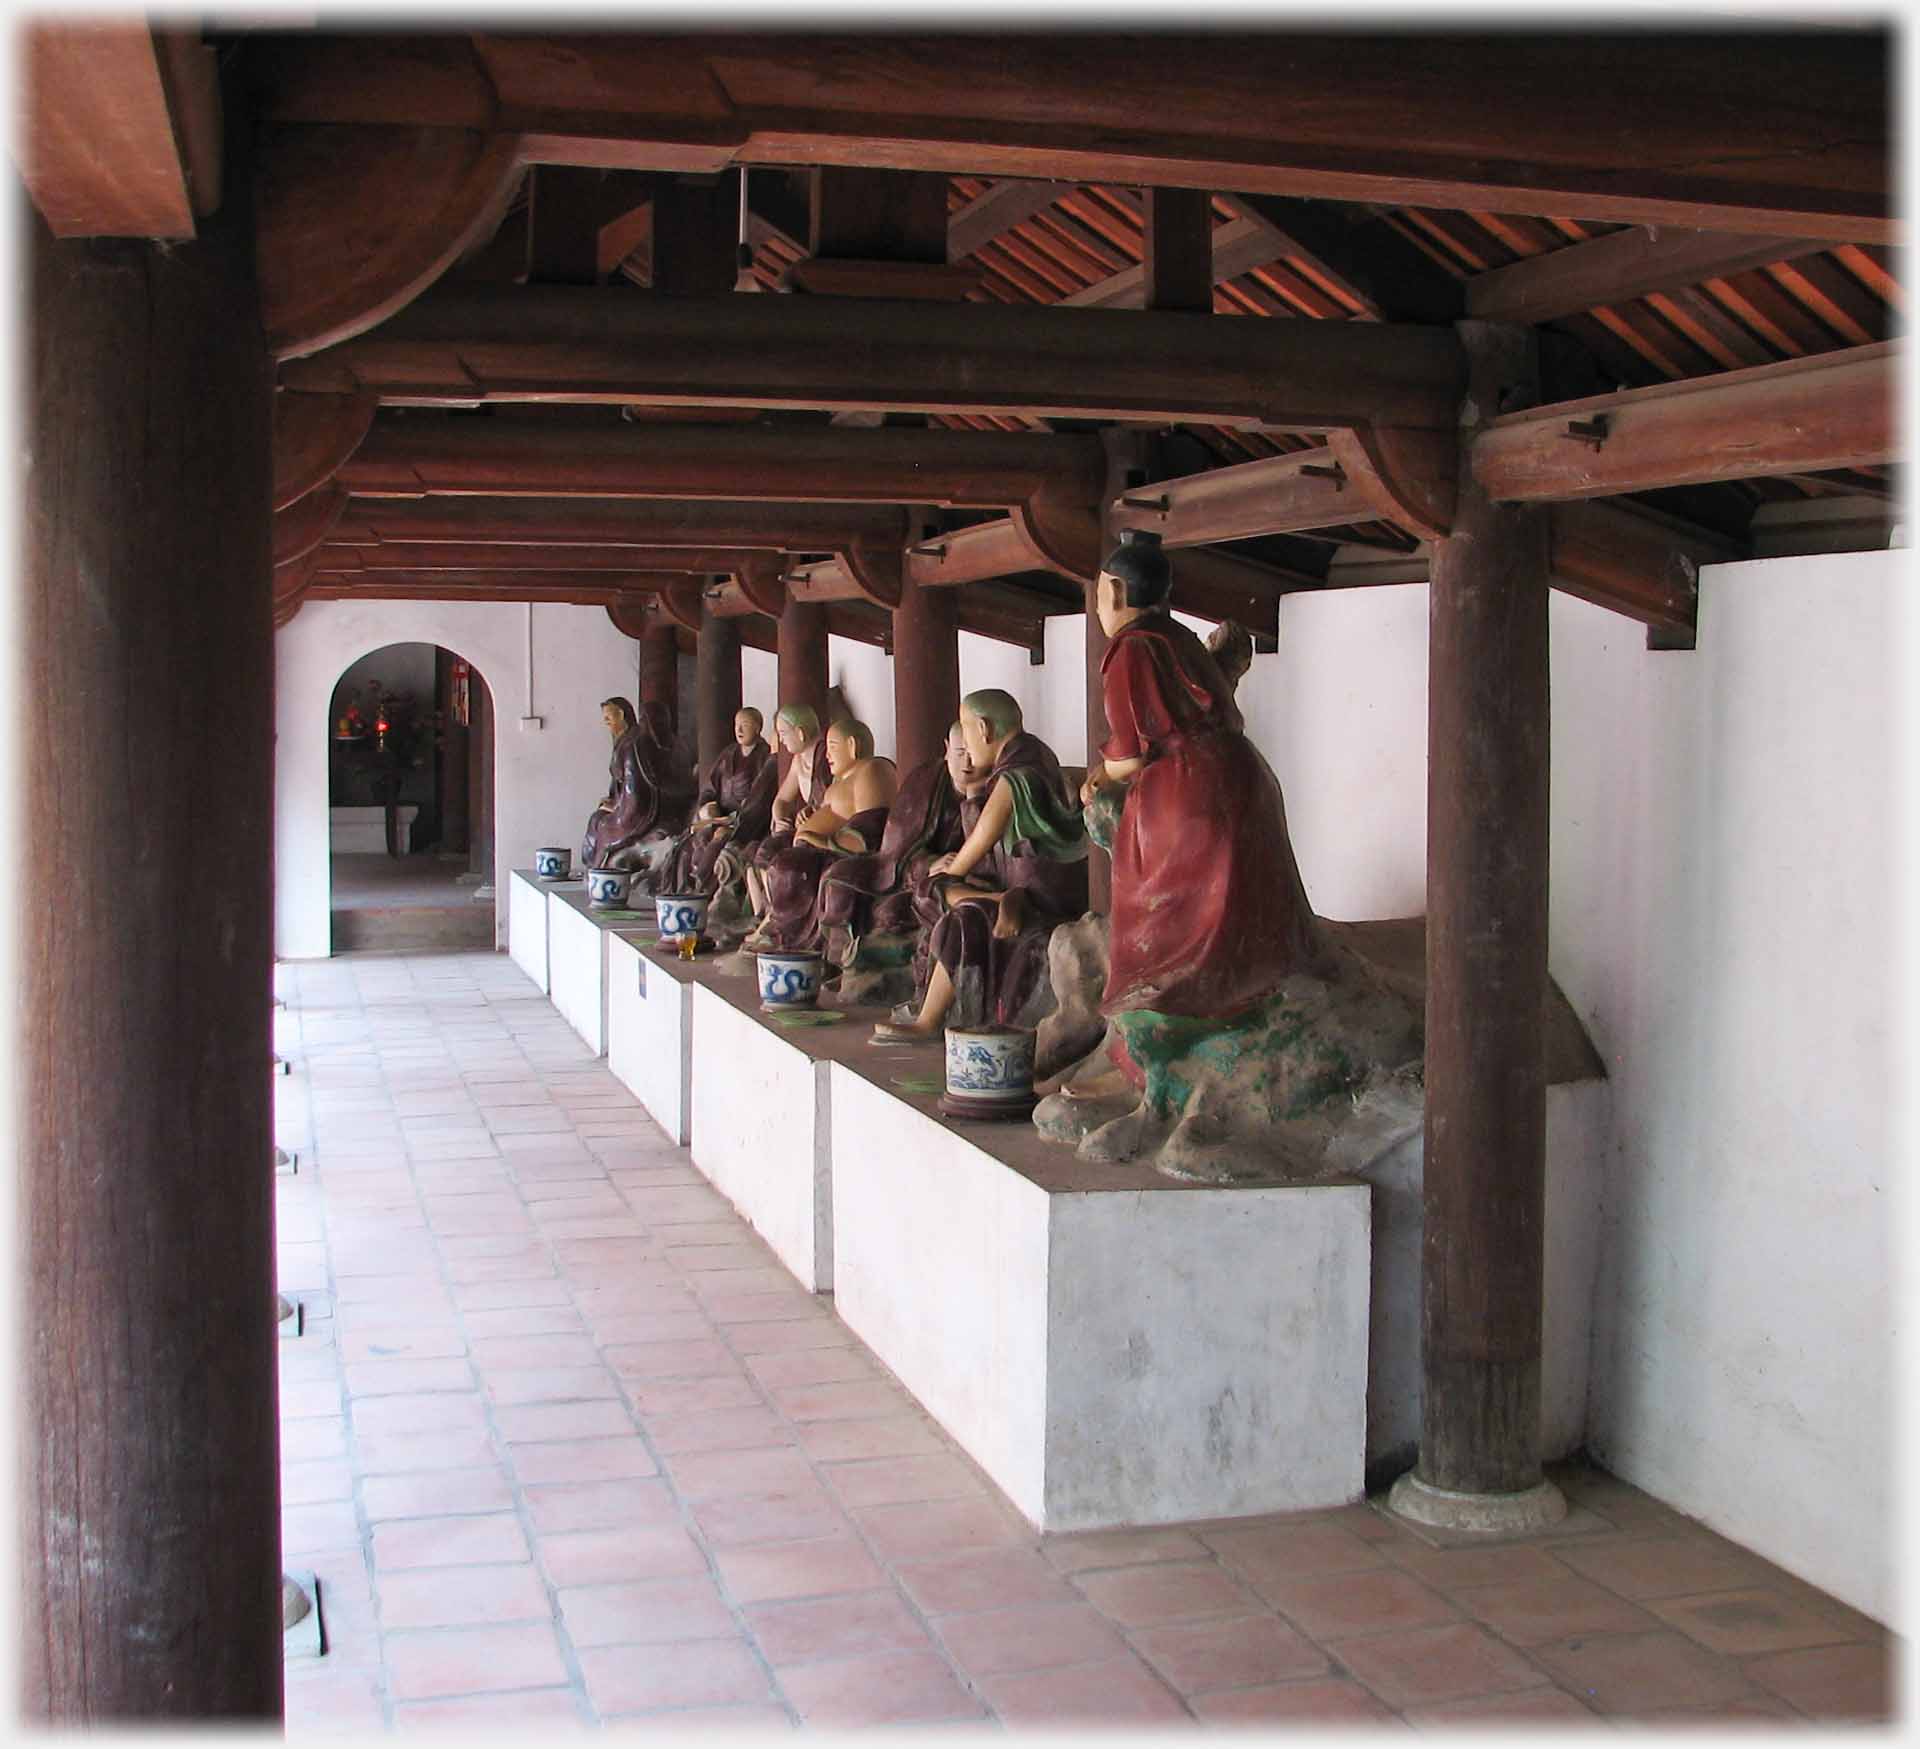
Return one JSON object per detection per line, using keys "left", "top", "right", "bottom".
{"left": 577, "top": 1637, "right": 772, "bottom": 1714}
{"left": 1400, "top": 1684, "right": 1601, "bottom": 1725}
{"left": 776, "top": 1649, "right": 985, "bottom": 1728}
{"left": 1645, "top": 1586, "right": 1856, "bottom": 1657}
{"left": 373, "top": 1514, "right": 530, "bottom": 1571}
{"left": 1257, "top": 1565, "right": 1461, "bottom": 1640}
{"left": 384, "top": 1623, "right": 570, "bottom": 1702}
{"left": 1551, "top": 1532, "right": 1771, "bottom": 1601}
{"left": 557, "top": 1575, "right": 738, "bottom": 1648}
{"left": 854, "top": 1497, "right": 1033, "bottom": 1562}
{"left": 1190, "top": 1678, "right": 1402, "bottom": 1725}
{"left": 1742, "top": 1640, "right": 1895, "bottom": 1720}
{"left": 491, "top": 1400, "right": 636, "bottom": 1444}
{"left": 894, "top": 1547, "right": 1082, "bottom": 1617}
{"left": 1073, "top": 1559, "right": 1261, "bottom": 1628}
{"left": 1043, "top": 1526, "right": 1210, "bottom": 1574}
{"left": 977, "top": 1652, "right": 1190, "bottom": 1725}
{"left": 713, "top": 1536, "right": 891, "bottom": 1606}
{"left": 1333, "top": 1621, "right": 1552, "bottom": 1708}
{"left": 377, "top": 1563, "right": 551, "bottom": 1630}
{"left": 536, "top": 1521, "right": 709, "bottom": 1585}
{"left": 510, "top": 1438, "right": 659, "bottom": 1485}
{"left": 935, "top": 1600, "right": 1127, "bottom": 1678}
{"left": 362, "top": 1468, "right": 516, "bottom": 1522}
{"left": 1526, "top": 1628, "right": 1753, "bottom": 1714}
{"left": 390, "top": 1687, "right": 590, "bottom": 1731}
{"left": 746, "top": 1587, "right": 934, "bottom": 1666}
{"left": 522, "top": 1478, "right": 681, "bottom": 1534}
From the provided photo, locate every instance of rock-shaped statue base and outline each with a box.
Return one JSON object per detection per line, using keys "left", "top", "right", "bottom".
{"left": 1034, "top": 913, "right": 1601, "bottom": 1186}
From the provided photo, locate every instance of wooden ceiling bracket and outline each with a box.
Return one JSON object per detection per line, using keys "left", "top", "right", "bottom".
{"left": 1329, "top": 425, "right": 1458, "bottom": 542}
{"left": 842, "top": 538, "right": 905, "bottom": 609}
{"left": 1009, "top": 487, "right": 1105, "bottom": 582}
{"left": 272, "top": 390, "right": 378, "bottom": 512}
{"left": 259, "top": 125, "right": 526, "bottom": 360}
{"left": 661, "top": 580, "right": 706, "bottom": 633}
{"left": 272, "top": 482, "right": 349, "bottom": 567}
{"left": 732, "top": 553, "right": 788, "bottom": 617}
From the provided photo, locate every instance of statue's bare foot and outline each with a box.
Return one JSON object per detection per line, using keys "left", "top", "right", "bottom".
{"left": 871, "top": 1020, "right": 936, "bottom": 1044}
{"left": 1060, "top": 1063, "right": 1130, "bottom": 1101}
{"left": 1080, "top": 1102, "right": 1150, "bottom": 1162}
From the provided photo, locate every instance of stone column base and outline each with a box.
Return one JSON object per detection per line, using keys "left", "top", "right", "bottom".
{"left": 1387, "top": 1470, "right": 1568, "bottom": 1536}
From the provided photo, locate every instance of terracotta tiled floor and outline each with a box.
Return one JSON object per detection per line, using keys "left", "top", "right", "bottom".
{"left": 274, "top": 951, "right": 1900, "bottom": 1732}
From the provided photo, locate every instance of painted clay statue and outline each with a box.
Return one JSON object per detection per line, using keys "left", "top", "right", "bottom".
{"left": 1207, "top": 619, "right": 1255, "bottom": 696}
{"left": 814, "top": 720, "right": 978, "bottom": 974}
{"left": 1083, "top": 531, "right": 1326, "bottom": 1024}
{"left": 742, "top": 703, "right": 831, "bottom": 919}
{"left": 658, "top": 707, "right": 776, "bottom": 895}
{"left": 746, "top": 718, "right": 898, "bottom": 952}
{"left": 580, "top": 696, "right": 695, "bottom": 873}
{"left": 872, "top": 688, "right": 1087, "bottom": 1041}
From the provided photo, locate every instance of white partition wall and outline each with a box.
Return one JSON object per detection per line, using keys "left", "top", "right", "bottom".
{"left": 829, "top": 1066, "right": 1371, "bottom": 1532}
{"left": 606, "top": 935, "right": 694, "bottom": 1147}
{"left": 688, "top": 986, "right": 833, "bottom": 1292}
{"left": 507, "top": 870, "right": 556, "bottom": 993}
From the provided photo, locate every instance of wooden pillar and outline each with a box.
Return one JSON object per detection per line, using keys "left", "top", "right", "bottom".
{"left": 639, "top": 621, "right": 679, "bottom": 731}
{"left": 1397, "top": 320, "right": 1561, "bottom": 1528}
{"left": 20, "top": 191, "right": 281, "bottom": 1714}
{"left": 695, "top": 600, "right": 742, "bottom": 771}
{"left": 653, "top": 171, "right": 738, "bottom": 295}
{"left": 1144, "top": 186, "right": 1214, "bottom": 312}
{"left": 1086, "top": 430, "right": 1151, "bottom": 914}
{"left": 469, "top": 666, "right": 496, "bottom": 884}
{"left": 777, "top": 595, "right": 829, "bottom": 775}
{"left": 892, "top": 580, "right": 960, "bottom": 776}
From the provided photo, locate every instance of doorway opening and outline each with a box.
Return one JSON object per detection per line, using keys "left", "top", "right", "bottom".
{"left": 328, "top": 643, "right": 496, "bottom": 952}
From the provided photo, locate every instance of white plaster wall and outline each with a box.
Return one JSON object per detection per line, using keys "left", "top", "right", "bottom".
{"left": 606, "top": 935, "right": 690, "bottom": 1147}
{"left": 1549, "top": 556, "right": 1899, "bottom": 1627}
{"left": 275, "top": 600, "right": 643, "bottom": 958}
{"left": 1032, "top": 615, "right": 1088, "bottom": 764}
{"left": 507, "top": 869, "right": 553, "bottom": 994}
{"left": 829, "top": 635, "right": 896, "bottom": 760}
{"left": 741, "top": 645, "right": 778, "bottom": 735}
{"left": 547, "top": 895, "right": 611, "bottom": 1057}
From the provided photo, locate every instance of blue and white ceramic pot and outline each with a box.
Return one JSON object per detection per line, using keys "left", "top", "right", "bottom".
{"left": 533, "top": 846, "right": 571, "bottom": 879}
{"left": 584, "top": 865, "right": 632, "bottom": 909}
{"left": 656, "top": 893, "right": 710, "bottom": 942}
{"left": 757, "top": 950, "right": 824, "bottom": 1011}
{"left": 940, "top": 1025, "right": 1038, "bottom": 1121}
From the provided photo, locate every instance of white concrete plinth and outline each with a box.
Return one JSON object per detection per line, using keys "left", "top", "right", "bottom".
{"left": 547, "top": 890, "right": 653, "bottom": 1057}
{"left": 329, "top": 804, "right": 417, "bottom": 853}
{"left": 509, "top": 869, "right": 561, "bottom": 993}
{"left": 829, "top": 1064, "right": 1371, "bottom": 1532}
{"left": 688, "top": 984, "right": 832, "bottom": 1292}
{"left": 608, "top": 936, "right": 694, "bottom": 1146}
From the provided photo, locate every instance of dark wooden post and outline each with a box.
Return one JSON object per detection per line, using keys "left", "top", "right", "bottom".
{"left": 777, "top": 595, "right": 829, "bottom": 775}
{"left": 19, "top": 193, "right": 282, "bottom": 1715}
{"left": 1085, "top": 430, "right": 1151, "bottom": 914}
{"left": 639, "top": 620, "right": 679, "bottom": 731}
{"left": 695, "top": 599, "right": 743, "bottom": 771}
{"left": 653, "top": 171, "right": 738, "bottom": 294}
{"left": 1144, "top": 186, "right": 1214, "bottom": 312}
{"left": 1391, "top": 320, "right": 1564, "bottom": 1534}
{"left": 892, "top": 578, "right": 960, "bottom": 777}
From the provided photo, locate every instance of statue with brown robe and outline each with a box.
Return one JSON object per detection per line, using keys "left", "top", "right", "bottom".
{"left": 579, "top": 696, "right": 695, "bottom": 873}
{"left": 872, "top": 689, "right": 1086, "bottom": 1040}
{"left": 746, "top": 718, "right": 899, "bottom": 952}
{"left": 658, "top": 707, "right": 777, "bottom": 895}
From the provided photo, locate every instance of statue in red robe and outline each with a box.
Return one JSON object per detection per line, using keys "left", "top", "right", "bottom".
{"left": 1083, "top": 533, "right": 1326, "bottom": 1023}
{"left": 580, "top": 697, "right": 695, "bottom": 872}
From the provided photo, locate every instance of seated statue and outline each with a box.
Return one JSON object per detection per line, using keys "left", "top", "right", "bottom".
{"left": 813, "top": 720, "right": 978, "bottom": 976}
{"left": 1207, "top": 619, "right": 1255, "bottom": 695}
{"left": 872, "top": 688, "right": 1087, "bottom": 1040}
{"left": 741, "top": 703, "right": 831, "bottom": 916}
{"left": 580, "top": 696, "right": 696, "bottom": 876}
{"left": 745, "top": 718, "right": 898, "bottom": 952}
{"left": 658, "top": 707, "right": 777, "bottom": 896}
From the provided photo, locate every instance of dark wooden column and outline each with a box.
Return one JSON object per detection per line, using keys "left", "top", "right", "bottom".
{"left": 653, "top": 171, "right": 738, "bottom": 294}
{"left": 695, "top": 599, "right": 742, "bottom": 770}
{"left": 1397, "top": 320, "right": 1562, "bottom": 1529}
{"left": 778, "top": 595, "right": 829, "bottom": 768}
{"left": 639, "top": 620, "right": 679, "bottom": 731}
{"left": 892, "top": 579, "right": 960, "bottom": 777}
{"left": 20, "top": 192, "right": 281, "bottom": 1715}
{"left": 1144, "top": 186, "right": 1214, "bottom": 312}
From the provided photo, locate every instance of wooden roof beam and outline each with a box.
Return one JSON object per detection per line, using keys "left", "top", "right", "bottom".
{"left": 251, "top": 31, "right": 1894, "bottom": 242}
{"left": 1060, "top": 215, "right": 1292, "bottom": 310}
{"left": 315, "top": 541, "right": 779, "bottom": 575}
{"left": 948, "top": 179, "right": 1076, "bottom": 261}
{"left": 18, "top": 21, "right": 219, "bottom": 238}
{"left": 281, "top": 284, "right": 1466, "bottom": 431}
{"left": 1474, "top": 340, "right": 1900, "bottom": 502}
{"left": 337, "top": 417, "right": 1107, "bottom": 510}
{"left": 1466, "top": 226, "right": 1841, "bottom": 324}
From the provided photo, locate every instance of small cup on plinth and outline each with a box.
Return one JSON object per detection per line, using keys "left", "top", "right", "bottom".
{"left": 584, "top": 865, "right": 632, "bottom": 909}
{"left": 757, "top": 950, "right": 824, "bottom": 1012}
{"left": 941, "top": 1025, "right": 1038, "bottom": 1121}
{"left": 656, "top": 893, "right": 710, "bottom": 945}
{"left": 534, "top": 846, "right": 571, "bottom": 879}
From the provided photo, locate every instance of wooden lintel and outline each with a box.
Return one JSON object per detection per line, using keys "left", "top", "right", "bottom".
{"left": 309, "top": 580, "right": 633, "bottom": 606}
{"left": 277, "top": 284, "right": 1465, "bottom": 431}
{"left": 307, "top": 567, "right": 690, "bottom": 595}
{"left": 782, "top": 557, "right": 863, "bottom": 606}
{"left": 253, "top": 32, "right": 1894, "bottom": 243}
{"left": 18, "top": 21, "right": 207, "bottom": 238}
{"left": 1166, "top": 549, "right": 1287, "bottom": 641}
{"left": 1466, "top": 226, "right": 1838, "bottom": 325}
{"left": 316, "top": 541, "right": 764, "bottom": 575}
{"left": 1474, "top": 341, "right": 1900, "bottom": 502}
{"left": 338, "top": 418, "right": 1106, "bottom": 510}
{"left": 907, "top": 517, "right": 1043, "bottom": 589}
{"left": 784, "top": 259, "right": 983, "bottom": 300}
{"left": 1110, "top": 447, "right": 1358, "bottom": 546}
{"left": 335, "top": 493, "right": 911, "bottom": 551}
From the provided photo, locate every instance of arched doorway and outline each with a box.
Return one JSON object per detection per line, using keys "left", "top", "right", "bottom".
{"left": 326, "top": 642, "right": 496, "bottom": 951}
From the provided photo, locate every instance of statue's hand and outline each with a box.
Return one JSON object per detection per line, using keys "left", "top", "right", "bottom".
{"left": 930, "top": 853, "right": 957, "bottom": 877}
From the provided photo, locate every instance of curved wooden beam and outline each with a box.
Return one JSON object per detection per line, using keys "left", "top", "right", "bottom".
{"left": 841, "top": 537, "right": 903, "bottom": 609}
{"left": 907, "top": 516, "right": 1048, "bottom": 589}
{"left": 731, "top": 553, "right": 786, "bottom": 619}
{"left": 1009, "top": 487, "right": 1105, "bottom": 582}
{"left": 257, "top": 124, "right": 523, "bottom": 360}
{"left": 272, "top": 481, "right": 348, "bottom": 567}
{"left": 607, "top": 599, "right": 655, "bottom": 640}
{"left": 272, "top": 543, "right": 321, "bottom": 625}
{"left": 273, "top": 391, "right": 377, "bottom": 511}
{"left": 1330, "top": 425, "right": 1457, "bottom": 542}
{"left": 660, "top": 580, "right": 706, "bottom": 633}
